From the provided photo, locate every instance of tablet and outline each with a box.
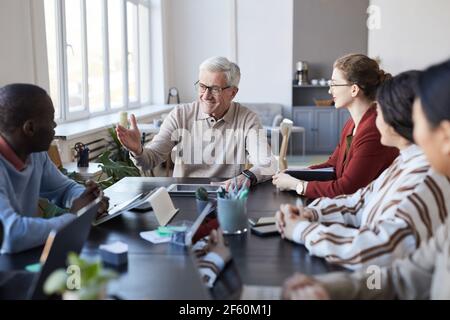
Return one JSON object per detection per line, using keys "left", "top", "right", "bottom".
{"left": 166, "top": 184, "right": 220, "bottom": 195}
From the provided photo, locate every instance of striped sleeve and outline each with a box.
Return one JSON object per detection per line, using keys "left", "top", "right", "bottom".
{"left": 316, "top": 220, "right": 450, "bottom": 300}
{"left": 308, "top": 179, "right": 377, "bottom": 228}
{"left": 293, "top": 173, "right": 449, "bottom": 270}
{"left": 292, "top": 215, "right": 416, "bottom": 270}
{"left": 197, "top": 252, "right": 225, "bottom": 288}
{"left": 192, "top": 237, "right": 226, "bottom": 288}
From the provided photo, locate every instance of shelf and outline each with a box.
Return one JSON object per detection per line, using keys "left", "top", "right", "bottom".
{"left": 292, "top": 85, "right": 332, "bottom": 106}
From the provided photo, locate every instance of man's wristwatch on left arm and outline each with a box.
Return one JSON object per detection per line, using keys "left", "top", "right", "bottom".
{"left": 241, "top": 169, "right": 257, "bottom": 187}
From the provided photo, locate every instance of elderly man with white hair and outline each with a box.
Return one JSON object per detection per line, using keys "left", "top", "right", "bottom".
{"left": 116, "top": 56, "right": 276, "bottom": 186}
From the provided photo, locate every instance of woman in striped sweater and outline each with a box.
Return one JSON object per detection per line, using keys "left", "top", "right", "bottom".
{"left": 282, "top": 58, "right": 450, "bottom": 300}
{"left": 276, "top": 70, "right": 450, "bottom": 270}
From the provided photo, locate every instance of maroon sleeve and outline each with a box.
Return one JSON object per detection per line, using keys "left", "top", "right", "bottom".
{"left": 304, "top": 129, "right": 398, "bottom": 199}
{"left": 309, "top": 146, "right": 339, "bottom": 169}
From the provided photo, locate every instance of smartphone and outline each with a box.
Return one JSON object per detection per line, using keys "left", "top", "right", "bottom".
{"left": 248, "top": 216, "right": 276, "bottom": 227}
{"left": 251, "top": 224, "right": 279, "bottom": 237}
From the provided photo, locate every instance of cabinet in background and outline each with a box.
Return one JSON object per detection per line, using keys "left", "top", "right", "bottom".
{"left": 293, "top": 106, "right": 350, "bottom": 154}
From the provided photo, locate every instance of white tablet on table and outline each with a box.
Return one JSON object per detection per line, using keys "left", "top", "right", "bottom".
{"left": 166, "top": 184, "right": 220, "bottom": 195}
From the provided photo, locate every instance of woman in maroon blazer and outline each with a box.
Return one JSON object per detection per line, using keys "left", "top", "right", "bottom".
{"left": 273, "top": 54, "right": 398, "bottom": 199}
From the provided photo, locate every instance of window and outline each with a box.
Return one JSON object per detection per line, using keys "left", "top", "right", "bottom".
{"left": 44, "top": 0, "right": 151, "bottom": 122}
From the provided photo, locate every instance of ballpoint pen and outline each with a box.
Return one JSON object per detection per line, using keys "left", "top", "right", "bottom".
{"left": 232, "top": 176, "right": 239, "bottom": 197}
{"left": 236, "top": 177, "right": 249, "bottom": 198}
{"left": 238, "top": 189, "right": 249, "bottom": 200}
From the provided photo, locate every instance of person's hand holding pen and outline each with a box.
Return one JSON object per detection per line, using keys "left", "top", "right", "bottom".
{"left": 70, "top": 180, "right": 109, "bottom": 217}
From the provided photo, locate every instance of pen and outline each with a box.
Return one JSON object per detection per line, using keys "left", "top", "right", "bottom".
{"left": 232, "top": 176, "right": 238, "bottom": 197}
{"left": 218, "top": 186, "right": 225, "bottom": 199}
{"left": 236, "top": 177, "right": 249, "bottom": 198}
{"left": 238, "top": 189, "right": 249, "bottom": 200}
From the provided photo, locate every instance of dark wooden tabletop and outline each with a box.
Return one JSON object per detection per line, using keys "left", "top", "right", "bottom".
{"left": 0, "top": 177, "right": 344, "bottom": 299}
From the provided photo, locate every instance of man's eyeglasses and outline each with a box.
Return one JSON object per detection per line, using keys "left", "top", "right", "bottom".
{"left": 328, "top": 80, "right": 355, "bottom": 88}
{"left": 194, "top": 81, "right": 232, "bottom": 95}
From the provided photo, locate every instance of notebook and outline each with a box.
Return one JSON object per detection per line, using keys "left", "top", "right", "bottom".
{"left": 284, "top": 167, "right": 335, "bottom": 181}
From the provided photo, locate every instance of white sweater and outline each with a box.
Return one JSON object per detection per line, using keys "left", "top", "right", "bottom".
{"left": 292, "top": 144, "right": 450, "bottom": 270}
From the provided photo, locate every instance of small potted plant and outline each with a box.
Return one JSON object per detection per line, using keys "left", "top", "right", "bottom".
{"left": 44, "top": 252, "right": 117, "bottom": 300}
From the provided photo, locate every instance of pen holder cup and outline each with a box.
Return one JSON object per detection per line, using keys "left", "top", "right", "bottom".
{"left": 217, "top": 197, "right": 248, "bottom": 234}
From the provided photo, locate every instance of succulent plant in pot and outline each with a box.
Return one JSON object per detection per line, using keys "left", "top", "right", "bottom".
{"left": 195, "top": 187, "right": 210, "bottom": 214}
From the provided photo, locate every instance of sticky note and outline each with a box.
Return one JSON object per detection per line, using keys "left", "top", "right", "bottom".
{"left": 140, "top": 230, "right": 171, "bottom": 244}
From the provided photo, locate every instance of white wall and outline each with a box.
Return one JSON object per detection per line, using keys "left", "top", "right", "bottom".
{"left": 165, "top": 0, "right": 235, "bottom": 103}
{"left": 150, "top": 0, "right": 170, "bottom": 104}
{"left": 0, "top": 0, "right": 36, "bottom": 86}
{"left": 236, "top": 0, "right": 293, "bottom": 109}
{"left": 293, "top": 0, "right": 368, "bottom": 80}
{"left": 369, "top": 0, "right": 450, "bottom": 74}
{"left": 164, "top": 0, "right": 293, "bottom": 111}
{"left": 0, "top": 0, "right": 48, "bottom": 88}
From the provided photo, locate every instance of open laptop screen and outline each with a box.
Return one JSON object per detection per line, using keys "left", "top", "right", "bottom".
{"left": 29, "top": 197, "right": 101, "bottom": 299}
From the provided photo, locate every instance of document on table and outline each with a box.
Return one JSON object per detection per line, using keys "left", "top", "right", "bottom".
{"left": 140, "top": 230, "right": 171, "bottom": 244}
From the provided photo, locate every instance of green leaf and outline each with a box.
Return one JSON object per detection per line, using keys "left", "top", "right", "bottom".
{"left": 47, "top": 253, "right": 118, "bottom": 299}
{"left": 43, "top": 269, "right": 68, "bottom": 295}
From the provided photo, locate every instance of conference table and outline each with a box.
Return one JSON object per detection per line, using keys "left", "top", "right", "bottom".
{"left": 0, "top": 177, "right": 344, "bottom": 300}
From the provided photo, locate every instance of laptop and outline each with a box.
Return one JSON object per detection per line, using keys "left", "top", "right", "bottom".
{"left": 0, "top": 197, "right": 100, "bottom": 300}
{"left": 186, "top": 205, "right": 282, "bottom": 300}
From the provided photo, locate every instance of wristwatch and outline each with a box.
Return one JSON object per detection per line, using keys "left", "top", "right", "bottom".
{"left": 241, "top": 169, "right": 257, "bottom": 187}
{"left": 296, "top": 180, "right": 307, "bottom": 195}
